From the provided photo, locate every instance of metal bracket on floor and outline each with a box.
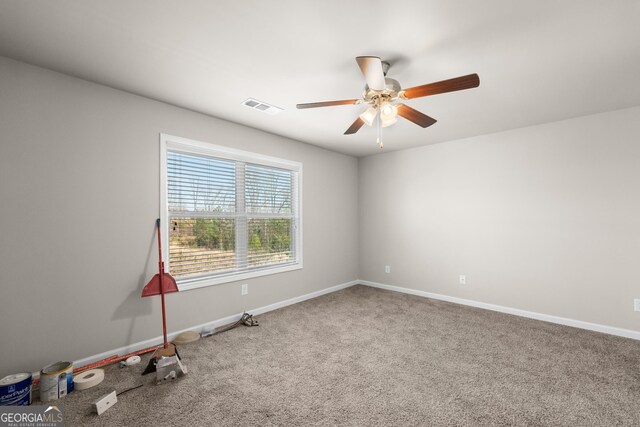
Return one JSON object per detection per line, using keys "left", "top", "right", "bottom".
{"left": 241, "top": 312, "right": 259, "bottom": 327}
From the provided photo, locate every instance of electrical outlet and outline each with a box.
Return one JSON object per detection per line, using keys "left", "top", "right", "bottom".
{"left": 93, "top": 391, "right": 117, "bottom": 415}
{"left": 241, "top": 284, "right": 248, "bottom": 296}
{"left": 459, "top": 275, "right": 466, "bottom": 285}
{"left": 634, "top": 299, "right": 640, "bottom": 312}
{"left": 385, "top": 265, "right": 391, "bottom": 274}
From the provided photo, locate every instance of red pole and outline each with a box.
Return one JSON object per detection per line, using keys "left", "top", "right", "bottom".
{"left": 157, "top": 219, "right": 169, "bottom": 349}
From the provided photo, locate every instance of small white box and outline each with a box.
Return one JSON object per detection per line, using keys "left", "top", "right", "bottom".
{"left": 93, "top": 391, "right": 117, "bottom": 415}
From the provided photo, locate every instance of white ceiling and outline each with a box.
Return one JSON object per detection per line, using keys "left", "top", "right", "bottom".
{"left": 1, "top": 1, "right": 639, "bottom": 157}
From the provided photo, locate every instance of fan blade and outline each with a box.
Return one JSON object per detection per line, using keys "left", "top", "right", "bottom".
{"left": 396, "top": 104, "right": 437, "bottom": 128}
{"left": 402, "top": 74, "right": 480, "bottom": 99}
{"left": 296, "top": 99, "right": 360, "bottom": 109}
{"left": 344, "top": 117, "right": 365, "bottom": 135}
{"left": 356, "top": 56, "right": 386, "bottom": 91}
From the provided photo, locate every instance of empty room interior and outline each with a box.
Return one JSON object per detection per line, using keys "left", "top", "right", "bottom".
{"left": 1, "top": 1, "right": 639, "bottom": 425}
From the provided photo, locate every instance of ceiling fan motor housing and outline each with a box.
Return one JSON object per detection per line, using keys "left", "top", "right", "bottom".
{"left": 363, "top": 77, "right": 401, "bottom": 104}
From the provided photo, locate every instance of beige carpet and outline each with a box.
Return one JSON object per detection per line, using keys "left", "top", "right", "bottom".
{"left": 58, "top": 285, "right": 640, "bottom": 426}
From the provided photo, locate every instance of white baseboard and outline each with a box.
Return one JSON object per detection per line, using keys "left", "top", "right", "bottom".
{"left": 73, "top": 280, "right": 359, "bottom": 369}
{"left": 71, "top": 277, "right": 638, "bottom": 372}
{"left": 359, "top": 280, "right": 640, "bottom": 341}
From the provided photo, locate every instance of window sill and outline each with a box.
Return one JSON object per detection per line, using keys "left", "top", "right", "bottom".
{"left": 175, "top": 262, "right": 303, "bottom": 291}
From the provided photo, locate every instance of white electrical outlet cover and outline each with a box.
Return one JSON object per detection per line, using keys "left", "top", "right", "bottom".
{"left": 459, "top": 275, "right": 466, "bottom": 285}
{"left": 93, "top": 391, "right": 117, "bottom": 415}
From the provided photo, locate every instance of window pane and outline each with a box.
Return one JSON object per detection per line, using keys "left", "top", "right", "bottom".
{"left": 168, "top": 151, "right": 236, "bottom": 213}
{"left": 169, "top": 217, "right": 236, "bottom": 278}
{"left": 248, "top": 218, "right": 293, "bottom": 268}
{"left": 246, "top": 164, "right": 292, "bottom": 214}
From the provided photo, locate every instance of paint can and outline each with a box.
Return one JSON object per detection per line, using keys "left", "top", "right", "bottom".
{"left": 40, "top": 361, "right": 73, "bottom": 402}
{"left": 0, "top": 373, "right": 32, "bottom": 406}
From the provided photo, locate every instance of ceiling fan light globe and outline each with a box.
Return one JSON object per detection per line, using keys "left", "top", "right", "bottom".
{"left": 359, "top": 107, "right": 377, "bottom": 126}
{"left": 380, "top": 102, "right": 398, "bottom": 121}
{"left": 381, "top": 116, "right": 397, "bottom": 128}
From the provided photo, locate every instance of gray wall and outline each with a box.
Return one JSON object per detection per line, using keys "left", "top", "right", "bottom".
{"left": 2, "top": 53, "right": 639, "bottom": 376}
{"left": 359, "top": 106, "right": 640, "bottom": 332}
{"left": 0, "top": 57, "right": 359, "bottom": 375}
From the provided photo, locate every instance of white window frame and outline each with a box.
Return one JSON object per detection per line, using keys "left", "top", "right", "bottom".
{"left": 160, "top": 133, "right": 303, "bottom": 291}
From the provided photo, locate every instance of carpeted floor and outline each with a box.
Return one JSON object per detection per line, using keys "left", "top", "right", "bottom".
{"left": 59, "top": 285, "right": 640, "bottom": 426}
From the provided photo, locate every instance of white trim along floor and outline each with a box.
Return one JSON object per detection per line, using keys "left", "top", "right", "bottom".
{"left": 71, "top": 279, "right": 640, "bottom": 372}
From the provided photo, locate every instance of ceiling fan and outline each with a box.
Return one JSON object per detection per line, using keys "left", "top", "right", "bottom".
{"left": 296, "top": 56, "right": 480, "bottom": 148}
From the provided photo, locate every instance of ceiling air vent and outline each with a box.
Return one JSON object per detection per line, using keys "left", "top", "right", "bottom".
{"left": 242, "top": 98, "right": 283, "bottom": 115}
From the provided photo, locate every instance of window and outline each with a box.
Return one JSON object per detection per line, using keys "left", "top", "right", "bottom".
{"left": 161, "top": 134, "right": 302, "bottom": 290}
